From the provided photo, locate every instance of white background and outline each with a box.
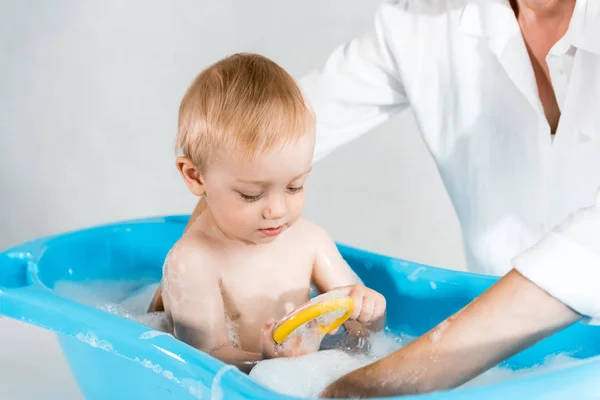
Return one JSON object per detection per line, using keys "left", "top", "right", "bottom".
{"left": 0, "top": 1, "right": 466, "bottom": 398}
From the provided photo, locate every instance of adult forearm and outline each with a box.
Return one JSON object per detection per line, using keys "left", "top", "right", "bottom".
{"left": 389, "top": 269, "right": 580, "bottom": 393}
{"left": 322, "top": 269, "right": 581, "bottom": 398}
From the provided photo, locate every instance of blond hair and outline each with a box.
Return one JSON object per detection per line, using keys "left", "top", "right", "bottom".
{"left": 176, "top": 53, "right": 315, "bottom": 169}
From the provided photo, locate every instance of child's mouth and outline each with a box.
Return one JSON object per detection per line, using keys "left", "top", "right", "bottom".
{"left": 259, "top": 226, "right": 284, "bottom": 237}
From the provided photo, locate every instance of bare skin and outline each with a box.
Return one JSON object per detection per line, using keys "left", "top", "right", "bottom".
{"left": 164, "top": 215, "right": 380, "bottom": 372}
{"left": 157, "top": 134, "right": 386, "bottom": 373}
{"left": 320, "top": 1, "right": 580, "bottom": 396}
{"left": 320, "top": 269, "right": 580, "bottom": 398}
{"left": 510, "top": 0, "right": 575, "bottom": 134}
{"left": 147, "top": 197, "right": 206, "bottom": 313}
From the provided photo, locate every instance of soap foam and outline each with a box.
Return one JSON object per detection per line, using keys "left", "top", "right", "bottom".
{"left": 54, "top": 279, "right": 168, "bottom": 331}
{"left": 54, "top": 280, "right": 581, "bottom": 398}
{"left": 250, "top": 330, "right": 411, "bottom": 398}
{"left": 250, "top": 329, "right": 580, "bottom": 398}
{"left": 462, "top": 354, "right": 581, "bottom": 389}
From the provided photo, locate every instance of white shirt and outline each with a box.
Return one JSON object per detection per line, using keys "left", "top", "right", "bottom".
{"left": 302, "top": 0, "right": 600, "bottom": 277}
{"left": 514, "top": 189, "right": 600, "bottom": 322}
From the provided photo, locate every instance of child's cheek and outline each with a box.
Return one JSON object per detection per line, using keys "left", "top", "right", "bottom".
{"left": 291, "top": 193, "right": 306, "bottom": 216}
{"left": 237, "top": 202, "right": 262, "bottom": 226}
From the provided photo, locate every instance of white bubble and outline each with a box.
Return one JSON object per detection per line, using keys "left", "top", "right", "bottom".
{"left": 224, "top": 314, "right": 240, "bottom": 347}
{"left": 463, "top": 354, "right": 581, "bottom": 388}
{"left": 141, "top": 359, "right": 163, "bottom": 373}
{"left": 139, "top": 330, "right": 170, "bottom": 340}
{"left": 181, "top": 378, "right": 204, "bottom": 399}
{"left": 429, "top": 320, "right": 449, "bottom": 343}
{"left": 75, "top": 332, "right": 114, "bottom": 351}
{"left": 407, "top": 267, "right": 426, "bottom": 281}
{"left": 251, "top": 349, "right": 371, "bottom": 397}
{"left": 211, "top": 365, "right": 236, "bottom": 400}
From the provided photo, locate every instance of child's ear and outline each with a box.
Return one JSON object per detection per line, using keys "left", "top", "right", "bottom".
{"left": 176, "top": 156, "right": 205, "bottom": 196}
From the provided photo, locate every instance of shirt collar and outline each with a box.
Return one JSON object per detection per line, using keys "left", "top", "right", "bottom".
{"left": 570, "top": 0, "right": 600, "bottom": 55}
{"left": 460, "top": 0, "right": 600, "bottom": 56}
{"left": 551, "top": 0, "right": 594, "bottom": 56}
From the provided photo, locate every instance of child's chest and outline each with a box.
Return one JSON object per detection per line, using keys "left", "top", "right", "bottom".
{"left": 218, "top": 242, "right": 315, "bottom": 323}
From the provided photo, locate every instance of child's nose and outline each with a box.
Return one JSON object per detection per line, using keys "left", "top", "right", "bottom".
{"left": 263, "top": 195, "right": 287, "bottom": 220}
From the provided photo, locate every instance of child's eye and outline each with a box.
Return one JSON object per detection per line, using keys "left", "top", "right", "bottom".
{"left": 238, "top": 192, "right": 263, "bottom": 202}
{"left": 287, "top": 186, "right": 304, "bottom": 194}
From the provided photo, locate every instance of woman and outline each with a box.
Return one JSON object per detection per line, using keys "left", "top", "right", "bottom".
{"left": 314, "top": 0, "right": 600, "bottom": 395}
{"left": 150, "top": 0, "right": 599, "bottom": 391}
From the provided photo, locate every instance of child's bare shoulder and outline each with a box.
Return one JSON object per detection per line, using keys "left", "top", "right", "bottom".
{"left": 293, "top": 218, "right": 335, "bottom": 245}
{"left": 164, "top": 229, "right": 220, "bottom": 281}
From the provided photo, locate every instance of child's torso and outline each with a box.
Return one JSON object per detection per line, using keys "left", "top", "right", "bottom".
{"left": 217, "top": 224, "right": 316, "bottom": 352}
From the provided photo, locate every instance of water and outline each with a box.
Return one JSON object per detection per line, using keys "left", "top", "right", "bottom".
{"left": 53, "top": 279, "right": 580, "bottom": 398}
{"left": 251, "top": 329, "right": 580, "bottom": 398}
{"left": 462, "top": 354, "right": 579, "bottom": 388}
{"left": 250, "top": 330, "right": 411, "bottom": 398}
{"left": 53, "top": 279, "right": 169, "bottom": 332}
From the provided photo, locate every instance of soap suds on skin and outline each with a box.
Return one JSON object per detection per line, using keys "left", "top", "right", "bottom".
{"left": 429, "top": 320, "right": 449, "bottom": 343}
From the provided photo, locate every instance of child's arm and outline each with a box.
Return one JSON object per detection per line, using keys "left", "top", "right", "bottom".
{"left": 309, "top": 224, "right": 386, "bottom": 331}
{"left": 163, "top": 249, "right": 262, "bottom": 373}
{"left": 320, "top": 269, "right": 581, "bottom": 398}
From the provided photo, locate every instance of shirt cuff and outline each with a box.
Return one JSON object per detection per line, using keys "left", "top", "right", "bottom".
{"left": 512, "top": 190, "right": 600, "bottom": 321}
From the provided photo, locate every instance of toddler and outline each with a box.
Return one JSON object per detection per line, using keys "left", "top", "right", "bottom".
{"left": 152, "top": 53, "right": 386, "bottom": 372}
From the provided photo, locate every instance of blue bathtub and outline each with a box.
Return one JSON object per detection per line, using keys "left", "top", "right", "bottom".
{"left": 1, "top": 216, "right": 599, "bottom": 399}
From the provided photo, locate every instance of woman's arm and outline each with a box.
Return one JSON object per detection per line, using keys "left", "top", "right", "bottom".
{"left": 322, "top": 189, "right": 600, "bottom": 398}
{"left": 321, "top": 269, "right": 581, "bottom": 398}
{"left": 300, "top": 1, "right": 409, "bottom": 163}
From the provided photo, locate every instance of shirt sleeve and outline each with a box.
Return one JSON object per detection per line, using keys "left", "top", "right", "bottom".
{"left": 299, "top": 0, "right": 411, "bottom": 163}
{"left": 512, "top": 189, "right": 600, "bottom": 322}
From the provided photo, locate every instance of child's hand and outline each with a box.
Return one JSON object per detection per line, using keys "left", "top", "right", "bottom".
{"left": 260, "top": 318, "right": 322, "bottom": 359}
{"left": 335, "top": 284, "right": 386, "bottom": 325}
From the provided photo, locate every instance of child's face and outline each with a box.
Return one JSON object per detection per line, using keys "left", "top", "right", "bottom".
{"left": 202, "top": 133, "right": 315, "bottom": 244}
